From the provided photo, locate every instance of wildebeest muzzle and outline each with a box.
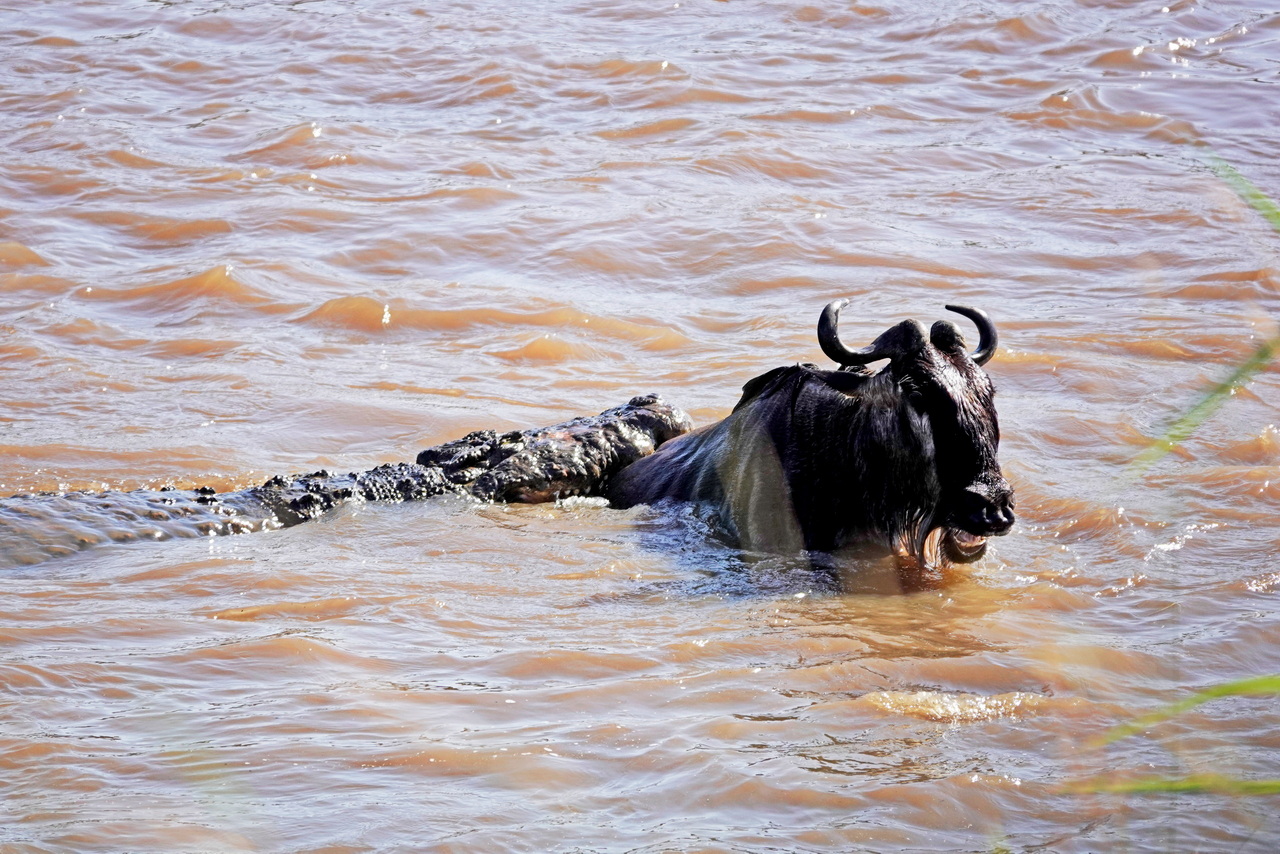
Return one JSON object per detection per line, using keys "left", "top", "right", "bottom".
{"left": 954, "top": 481, "right": 1016, "bottom": 538}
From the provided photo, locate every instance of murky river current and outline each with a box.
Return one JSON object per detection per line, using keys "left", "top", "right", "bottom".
{"left": 3, "top": 0, "right": 1280, "bottom": 850}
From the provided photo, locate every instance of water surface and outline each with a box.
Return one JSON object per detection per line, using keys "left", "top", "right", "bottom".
{"left": 2, "top": 0, "right": 1279, "bottom": 850}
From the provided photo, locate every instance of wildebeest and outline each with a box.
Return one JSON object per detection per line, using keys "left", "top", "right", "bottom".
{"left": 608, "top": 300, "right": 1015, "bottom": 571}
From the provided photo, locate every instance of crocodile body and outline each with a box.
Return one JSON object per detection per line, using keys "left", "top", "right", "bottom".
{"left": 0, "top": 395, "right": 692, "bottom": 568}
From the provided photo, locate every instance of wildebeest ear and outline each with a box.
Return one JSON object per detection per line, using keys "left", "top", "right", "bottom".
{"left": 815, "top": 368, "right": 873, "bottom": 395}
{"left": 733, "top": 365, "right": 802, "bottom": 412}
{"left": 929, "top": 320, "right": 967, "bottom": 355}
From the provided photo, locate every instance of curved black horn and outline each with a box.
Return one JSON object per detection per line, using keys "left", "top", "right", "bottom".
{"left": 818, "top": 299, "right": 886, "bottom": 366}
{"left": 944, "top": 304, "right": 997, "bottom": 366}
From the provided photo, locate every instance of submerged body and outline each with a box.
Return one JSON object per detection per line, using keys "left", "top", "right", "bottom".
{"left": 609, "top": 302, "right": 1016, "bottom": 570}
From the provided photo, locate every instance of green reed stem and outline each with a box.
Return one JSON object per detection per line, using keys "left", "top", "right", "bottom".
{"left": 1210, "top": 155, "right": 1280, "bottom": 232}
{"left": 1131, "top": 156, "right": 1279, "bottom": 472}
{"left": 1095, "top": 674, "right": 1280, "bottom": 746}
{"left": 1131, "top": 336, "right": 1280, "bottom": 473}
{"left": 1067, "top": 675, "right": 1280, "bottom": 797}
{"left": 1066, "top": 773, "right": 1280, "bottom": 796}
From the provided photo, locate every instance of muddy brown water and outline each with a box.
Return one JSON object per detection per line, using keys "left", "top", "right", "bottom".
{"left": 3, "top": 0, "right": 1280, "bottom": 851}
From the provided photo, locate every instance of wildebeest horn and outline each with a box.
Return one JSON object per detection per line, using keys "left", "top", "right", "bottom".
{"left": 943, "top": 305, "right": 997, "bottom": 366}
{"left": 818, "top": 299, "right": 886, "bottom": 365}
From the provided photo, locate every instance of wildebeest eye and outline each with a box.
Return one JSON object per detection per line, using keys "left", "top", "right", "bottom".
{"left": 898, "top": 377, "right": 925, "bottom": 406}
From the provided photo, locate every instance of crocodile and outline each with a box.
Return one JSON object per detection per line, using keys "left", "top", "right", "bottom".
{"left": 0, "top": 395, "right": 692, "bottom": 568}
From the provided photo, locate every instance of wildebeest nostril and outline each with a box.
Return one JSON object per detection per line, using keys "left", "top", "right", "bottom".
{"left": 976, "top": 504, "right": 1015, "bottom": 534}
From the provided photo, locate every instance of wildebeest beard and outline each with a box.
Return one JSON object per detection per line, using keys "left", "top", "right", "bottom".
{"left": 608, "top": 301, "right": 1016, "bottom": 574}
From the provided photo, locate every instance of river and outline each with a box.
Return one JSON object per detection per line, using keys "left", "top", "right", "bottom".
{"left": 2, "top": 0, "right": 1279, "bottom": 851}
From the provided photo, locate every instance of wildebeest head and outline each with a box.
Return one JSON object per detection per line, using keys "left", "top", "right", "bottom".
{"left": 817, "top": 299, "right": 1015, "bottom": 567}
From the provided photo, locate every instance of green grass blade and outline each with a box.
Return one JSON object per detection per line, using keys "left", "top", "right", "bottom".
{"left": 1130, "top": 336, "right": 1280, "bottom": 473}
{"left": 1066, "top": 774, "right": 1280, "bottom": 796}
{"left": 1097, "top": 674, "right": 1280, "bottom": 746}
{"left": 1209, "top": 155, "right": 1280, "bottom": 232}
{"left": 1131, "top": 155, "right": 1279, "bottom": 471}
